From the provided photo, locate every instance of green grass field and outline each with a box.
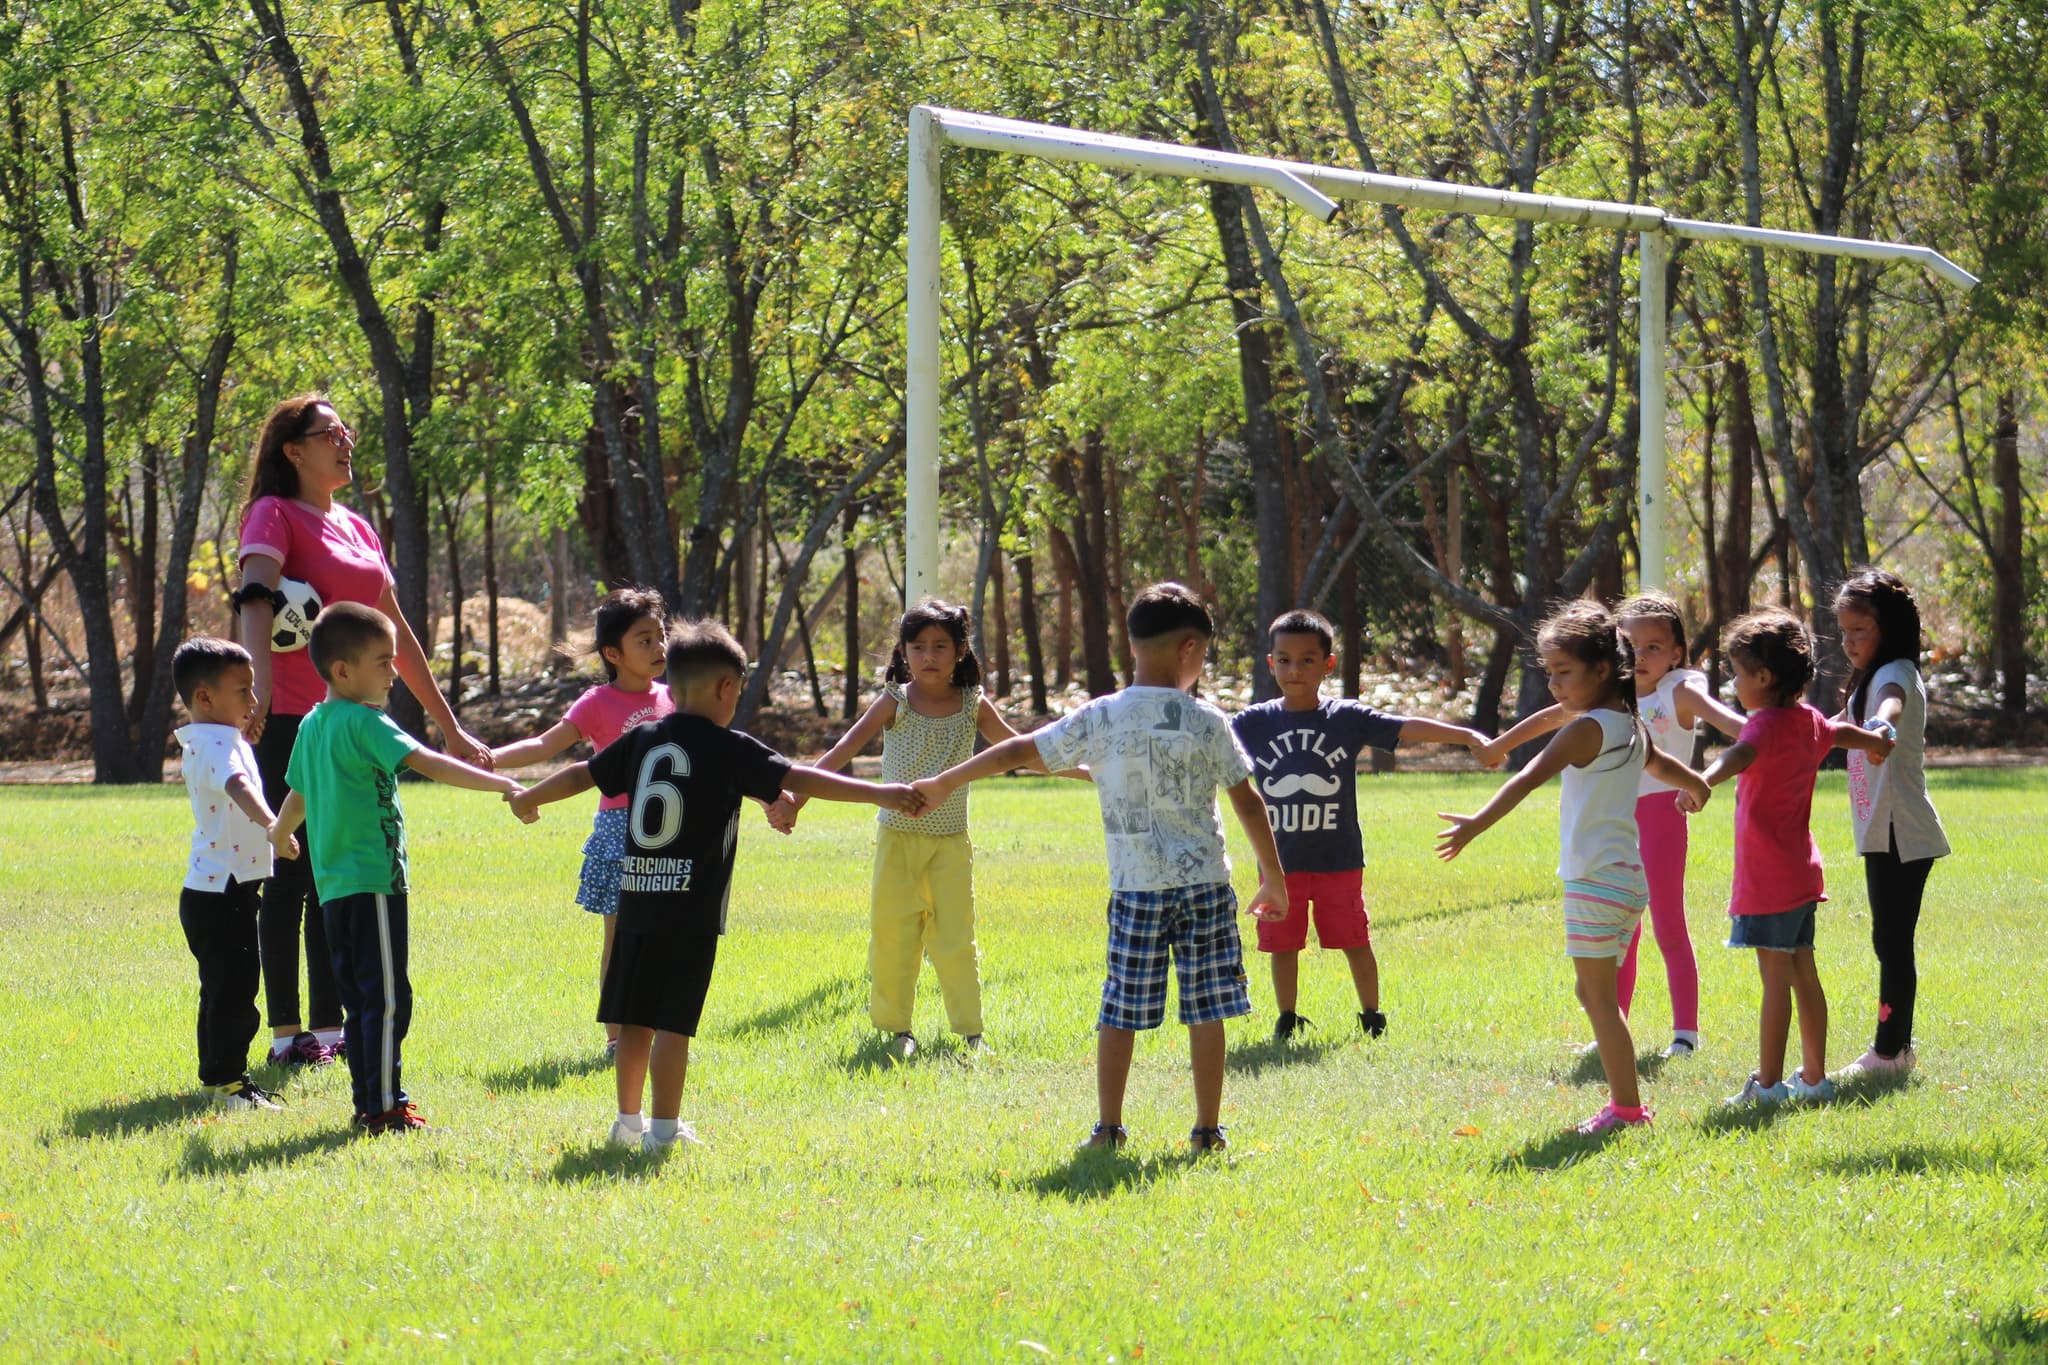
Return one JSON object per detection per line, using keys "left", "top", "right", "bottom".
{"left": 3, "top": 769, "right": 2045, "bottom": 1360}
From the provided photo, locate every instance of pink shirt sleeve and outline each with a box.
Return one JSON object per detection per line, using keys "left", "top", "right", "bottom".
{"left": 238, "top": 496, "right": 292, "bottom": 567}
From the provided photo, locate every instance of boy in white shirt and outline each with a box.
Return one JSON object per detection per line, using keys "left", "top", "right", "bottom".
{"left": 914, "top": 583, "right": 1286, "bottom": 1155}
{"left": 172, "top": 638, "right": 298, "bottom": 1109}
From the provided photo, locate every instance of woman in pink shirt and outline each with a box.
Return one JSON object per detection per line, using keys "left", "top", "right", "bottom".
{"left": 234, "top": 393, "right": 492, "bottom": 1067}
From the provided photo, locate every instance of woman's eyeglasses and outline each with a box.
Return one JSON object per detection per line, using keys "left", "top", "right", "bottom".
{"left": 302, "top": 423, "right": 355, "bottom": 448}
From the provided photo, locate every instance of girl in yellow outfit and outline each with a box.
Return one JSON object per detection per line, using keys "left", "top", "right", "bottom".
{"left": 776, "top": 600, "right": 1054, "bottom": 1059}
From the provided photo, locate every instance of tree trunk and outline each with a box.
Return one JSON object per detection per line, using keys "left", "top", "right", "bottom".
{"left": 843, "top": 501, "right": 860, "bottom": 720}
{"left": 548, "top": 525, "right": 571, "bottom": 664}
{"left": 439, "top": 488, "right": 464, "bottom": 719}
{"left": 484, "top": 468, "right": 500, "bottom": 696}
{"left": 1054, "top": 541, "right": 1074, "bottom": 690}
{"left": 1015, "top": 550, "right": 1048, "bottom": 714}
{"left": 1993, "top": 387, "right": 2027, "bottom": 714}
{"left": 989, "top": 549, "right": 1011, "bottom": 698}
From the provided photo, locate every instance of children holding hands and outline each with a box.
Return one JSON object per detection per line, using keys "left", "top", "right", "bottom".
{"left": 509, "top": 620, "right": 923, "bottom": 1153}
{"left": 1234, "top": 610, "right": 1490, "bottom": 1043}
{"left": 913, "top": 583, "right": 1285, "bottom": 1156}
{"left": 1437, "top": 601, "right": 1710, "bottom": 1135}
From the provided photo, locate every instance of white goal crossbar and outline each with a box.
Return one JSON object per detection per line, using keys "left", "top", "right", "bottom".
{"left": 903, "top": 106, "right": 1977, "bottom": 602}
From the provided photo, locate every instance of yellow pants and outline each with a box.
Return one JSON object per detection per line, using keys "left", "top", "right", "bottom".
{"left": 869, "top": 826, "right": 982, "bottom": 1036}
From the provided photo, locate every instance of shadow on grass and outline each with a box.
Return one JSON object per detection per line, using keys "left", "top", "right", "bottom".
{"left": 548, "top": 1141, "right": 674, "bottom": 1183}
{"left": 1024, "top": 1147, "right": 1195, "bottom": 1201}
{"left": 1227, "top": 1037, "right": 1339, "bottom": 1075}
{"left": 478, "top": 1051, "right": 613, "bottom": 1094}
{"left": 839, "top": 1032, "right": 922, "bottom": 1075}
{"left": 1700, "top": 1070, "right": 1913, "bottom": 1136}
{"left": 1977, "top": 1303, "right": 2048, "bottom": 1352}
{"left": 1560, "top": 1047, "right": 1672, "bottom": 1087}
{"left": 59, "top": 1091, "right": 214, "bottom": 1140}
{"left": 725, "top": 974, "right": 864, "bottom": 1040}
{"left": 1493, "top": 1125, "right": 1638, "bottom": 1173}
{"left": 1812, "top": 1137, "right": 2041, "bottom": 1178}
{"left": 178, "top": 1126, "right": 356, "bottom": 1175}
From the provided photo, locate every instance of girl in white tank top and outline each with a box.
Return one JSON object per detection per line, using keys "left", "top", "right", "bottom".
{"left": 1439, "top": 601, "right": 1709, "bottom": 1137}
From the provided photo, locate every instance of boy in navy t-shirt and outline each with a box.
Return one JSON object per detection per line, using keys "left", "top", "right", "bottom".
{"left": 511, "top": 619, "right": 922, "bottom": 1152}
{"left": 1232, "top": 610, "right": 1491, "bottom": 1041}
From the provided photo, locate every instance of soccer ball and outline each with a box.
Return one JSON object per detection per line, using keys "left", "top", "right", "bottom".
{"left": 270, "top": 577, "right": 323, "bottom": 653}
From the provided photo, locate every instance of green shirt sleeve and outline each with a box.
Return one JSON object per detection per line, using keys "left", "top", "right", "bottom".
{"left": 354, "top": 706, "right": 423, "bottom": 772}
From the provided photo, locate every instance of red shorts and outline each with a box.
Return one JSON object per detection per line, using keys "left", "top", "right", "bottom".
{"left": 1257, "top": 868, "right": 1371, "bottom": 954}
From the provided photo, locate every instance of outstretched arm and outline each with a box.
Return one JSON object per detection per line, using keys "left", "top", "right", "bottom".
{"left": 1833, "top": 723, "right": 1895, "bottom": 765}
{"left": 405, "top": 748, "right": 523, "bottom": 795}
{"left": 979, "top": 699, "right": 1088, "bottom": 780}
{"left": 912, "top": 732, "right": 1048, "bottom": 810}
{"left": 1224, "top": 778, "right": 1288, "bottom": 922}
{"left": 1398, "top": 715, "right": 1492, "bottom": 757}
{"left": 1674, "top": 679, "right": 1748, "bottom": 741}
{"left": 1475, "top": 704, "right": 1570, "bottom": 769}
{"left": 1644, "top": 743, "right": 1711, "bottom": 810}
{"left": 1679, "top": 740, "right": 1756, "bottom": 812}
{"left": 1437, "top": 716, "right": 1599, "bottom": 859}
{"left": 784, "top": 765, "right": 922, "bottom": 814}
{"left": 508, "top": 761, "right": 595, "bottom": 822}
{"left": 491, "top": 719, "right": 583, "bottom": 770}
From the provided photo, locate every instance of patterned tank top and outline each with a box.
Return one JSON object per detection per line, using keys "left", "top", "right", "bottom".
{"left": 878, "top": 682, "right": 981, "bottom": 835}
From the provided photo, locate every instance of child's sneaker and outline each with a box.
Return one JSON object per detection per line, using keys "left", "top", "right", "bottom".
{"left": 1833, "top": 1047, "right": 1915, "bottom": 1079}
{"left": 208, "top": 1078, "right": 284, "bottom": 1111}
{"left": 1078, "top": 1121, "right": 1127, "bottom": 1151}
{"left": 359, "top": 1102, "right": 427, "bottom": 1135}
{"left": 271, "top": 1032, "right": 333, "bottom": 1068}
{"left": 1188, "top": 1125, "right": 1229, "bottom": 1156}
{"left": 1660, "top": 1036, "right": 1698, "bottom": 1059}
{"left": 1272, "top": 1011, "right": 1312, "bottom": 1043}
{"left": 641, "top": 1121, "right": 702, "bottom": 1153}
{"left": 962, "top": 1034, "right": 991, "bottom": 1056}
{"left": 608, "top": 1116, "right": 646, "bottom": 1148}
{"left": 885, "top": 1032, "right": 918, "bottom": 1061}
{"left": 1358, "top": 1009, "right": 1387, "bottom": 1039}
{"left": 1723, "top": 1075, "right": 1792, "bottom": 1106}
{"left": 1575, "top": 1103, "right": 1652, "bottom": 1135}
{"left": 1787, "top": 1073, "right": 1838, "bottom": 1103}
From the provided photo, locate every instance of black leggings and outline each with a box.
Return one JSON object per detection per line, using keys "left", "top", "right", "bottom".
{"left": 254, "top": 711, "right": 341, "bottom": 1031}
{"left": 1863, "top": 833, "right": 1935, "bottom": 1059}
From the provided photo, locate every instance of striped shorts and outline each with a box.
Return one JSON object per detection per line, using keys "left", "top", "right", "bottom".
{"left": 1562, "top": 863, "right": 1649, "bottom": 959}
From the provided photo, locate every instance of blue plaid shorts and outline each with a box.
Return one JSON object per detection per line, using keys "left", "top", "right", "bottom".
{"left": 1099, "top": 882, "right": 1251, "bottom": 1031}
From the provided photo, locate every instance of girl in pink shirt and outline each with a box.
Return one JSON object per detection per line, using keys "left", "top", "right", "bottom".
{"left": 492, "top": 588, "right": 673, "bottom": 1058}
{"left": 1679, "top": 610, "right": 1893, "bottom": 1106}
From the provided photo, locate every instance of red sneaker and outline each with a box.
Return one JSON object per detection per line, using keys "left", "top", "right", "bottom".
{"left": 272, "top": 1033, "right": 334, "bottom": 1068}
{"left": 359, "top": 1102, "right": 427, "bottom": 1135}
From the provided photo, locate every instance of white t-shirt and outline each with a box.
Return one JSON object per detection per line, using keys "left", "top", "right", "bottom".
{"left": 1636, "top": 667, "right": 1704, "bottom": 797}
{"left": 1558, "top": 708, "right": 1647, "bottom": 881}
{"left": 177, "top": 722, "right": 275, "bottom": 892}
{"left": 1846, "top": 659, "right": 1950, "bottom": 861}
{"left": 1033, "top": 686, "right": 1254, "bottom": 892}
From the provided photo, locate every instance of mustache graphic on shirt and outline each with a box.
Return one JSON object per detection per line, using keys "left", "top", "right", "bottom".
{"left": 1261, "top": 772, "right": 1343, "bottom": 800}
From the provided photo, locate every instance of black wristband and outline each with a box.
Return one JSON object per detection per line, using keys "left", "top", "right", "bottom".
{"left": 230, "top": 582, "right": 288, "bottom": 614}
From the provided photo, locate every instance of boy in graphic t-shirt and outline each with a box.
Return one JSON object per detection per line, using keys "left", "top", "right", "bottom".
{"left": 510, "top": 619, "right": 922, "bottom": 1153}
{"left": 268, "top": 603, "right": 525, "bottom": 1134}
{"left": 914, "top": 583, "right": 1287, "bottom": 1156}
{"left": 1232, "top": 611, "right": 1491, "bottom": 1043}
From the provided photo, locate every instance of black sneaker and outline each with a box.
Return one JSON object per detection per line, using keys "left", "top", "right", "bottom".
{"left": 1359, "top": 1009, "right": 1387, "bottom": 1039}
{"left": 1273, "top": 1011, "right": 1313, "bottom": 1043}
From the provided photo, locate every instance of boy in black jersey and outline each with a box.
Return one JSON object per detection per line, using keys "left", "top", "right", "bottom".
{"left": 513, "top": 619, "right": 922, "bottom": 1150}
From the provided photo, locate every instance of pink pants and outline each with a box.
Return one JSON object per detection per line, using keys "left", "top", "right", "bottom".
{"left": 1616, "top": 792, "right": 1699, "bottom": 1032}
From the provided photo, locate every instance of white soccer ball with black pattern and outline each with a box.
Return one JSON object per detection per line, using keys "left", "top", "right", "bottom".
{"left": 270, "top": 577, "right": 323, "bottom": 653}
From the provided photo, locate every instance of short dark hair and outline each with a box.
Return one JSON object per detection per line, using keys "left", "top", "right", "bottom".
{"left": 665, "top": 617, "right": 749, "bottom": 689}
{"left": 309, "top": 601, "right": 396, "bottom": 682}
{"left": 1127, "top": 582, "right": 1213, "bottom": 643}
{"left": 886, "top": 598, "right": 982, "bottom": 688}
{"left": 173, "top": 636, "right": 253, "bottom": 706}
{"left": 1614, "top": 592, "right": 1687, "bottom": 660}
{"left": 591, "top": 585, "right": 669, "bottom": 682}
{"left": 1267, "top": 609, "right": 1334, "bottom": 655}
{"left": 1723, "top": 609, "right": 1814, "bottom": 705}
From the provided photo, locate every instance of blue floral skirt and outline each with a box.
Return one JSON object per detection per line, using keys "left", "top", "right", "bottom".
{"left": 575, "top": 807, "right": 628, "bottom": 916}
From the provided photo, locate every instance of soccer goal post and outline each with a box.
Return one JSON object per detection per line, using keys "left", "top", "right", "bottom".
{"left": 902, "top": 105, "right": 1976, "bottom": 604}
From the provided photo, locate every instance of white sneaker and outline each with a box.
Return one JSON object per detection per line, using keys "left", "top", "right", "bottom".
{"left": 608, "top": 1117, "right": 646, "bottom": 1148}
{"left": 886, "top": 1032, "right": 918, "bottom": 1061}
{"left": 209, "top": 1079, "right": 284, "bottom": 1111}
{"left": 1660, "top": 1036, "right": 1698, "bottom": 1059}
{"left": 1833, "top": 1047, "right": 1916, "bottom": 1079}
{"left": 1723, "top": 1075, "right": 1792, "bottom": 1106}
{"left": 641, "top": 1122, "right": 703, "bottom": 1153}
{"left": 1786, "top": 1073, "right": 1838, "bottom": 1103}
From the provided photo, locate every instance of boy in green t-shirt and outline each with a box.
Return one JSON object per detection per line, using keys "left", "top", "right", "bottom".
{"left": 270, "top": 602, "right": 523, "bottom": 1134}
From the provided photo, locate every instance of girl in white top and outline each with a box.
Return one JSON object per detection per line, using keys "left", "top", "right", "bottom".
{"left": 1483, "top": 593, "right": 1747, "bottom": 1056}
{"left": 1440, "top": 601, "right": 1709, "bottom": 1136}
{"left": 1830, "top": 569, "right": 1950, "bottom": 1077}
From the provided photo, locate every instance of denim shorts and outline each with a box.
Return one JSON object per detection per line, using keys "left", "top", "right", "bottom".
{"left": 1727, "top": 901, "right": 1817, "bottom": 953}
